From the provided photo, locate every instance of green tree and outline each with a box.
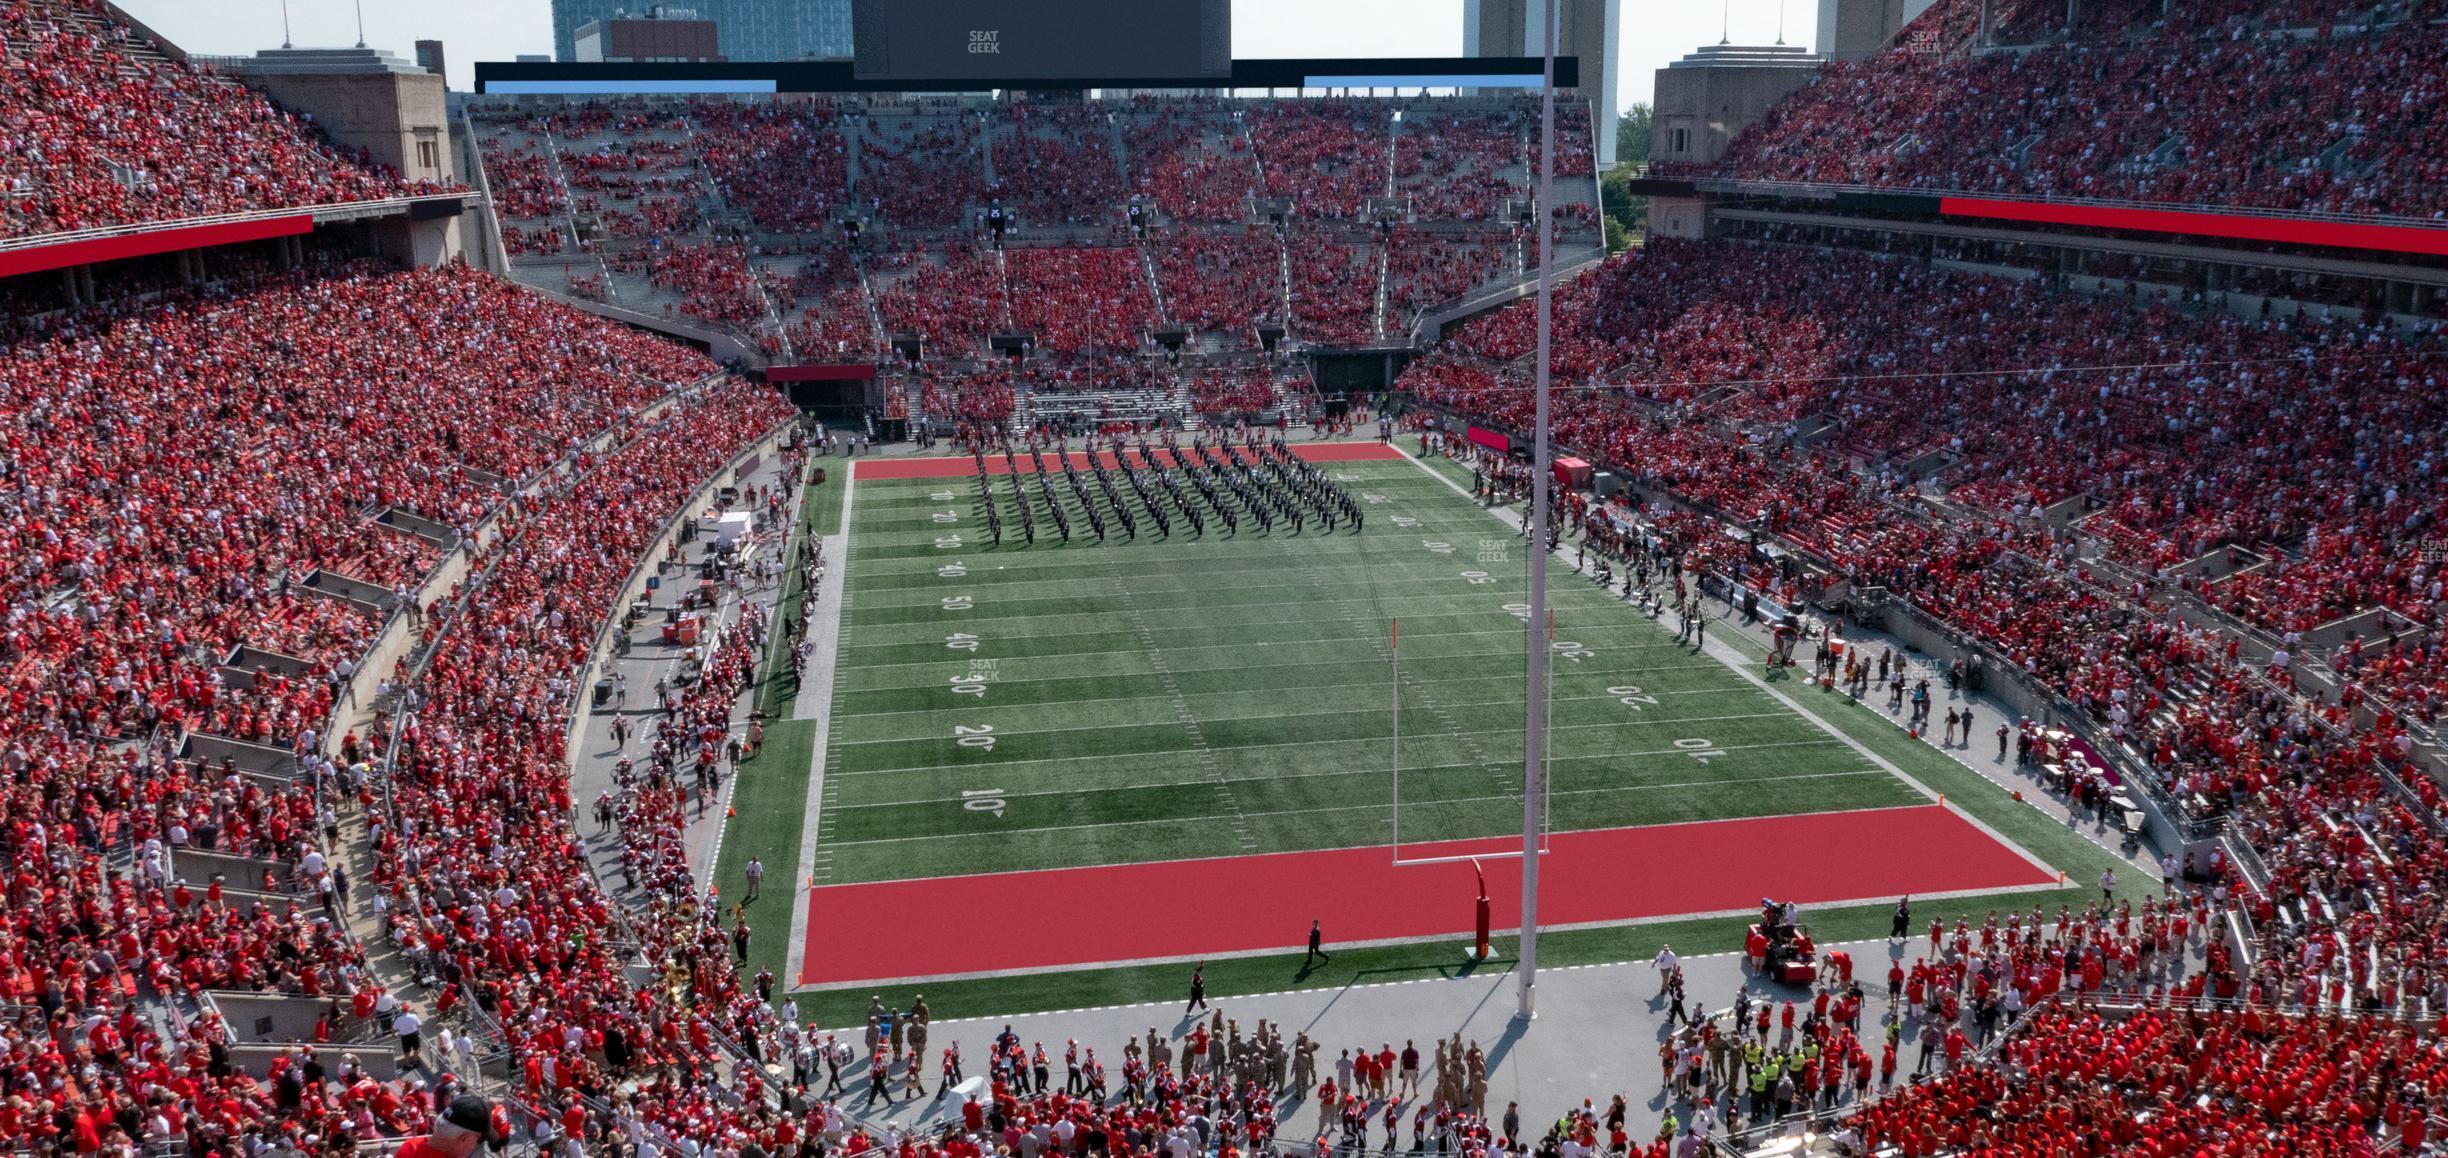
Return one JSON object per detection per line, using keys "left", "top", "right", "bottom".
{"left": 1603, "top": 214, "right": 1632, "bottom": 253}
{"left": 1600, "top": 102, "right": 1654, "bottom": 249}
{"left": 1615, "top": 101, "right": 1653, "bottom": 169}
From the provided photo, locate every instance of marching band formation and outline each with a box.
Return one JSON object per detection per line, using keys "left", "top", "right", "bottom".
{"left": 964, "top": 433, "right": 1367, "bottom": 546}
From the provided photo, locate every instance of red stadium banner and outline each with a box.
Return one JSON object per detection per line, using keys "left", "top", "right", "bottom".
{"left": 1466, "top": 425, "right": 1510, "bottom": 453}
{"left": 1937, "top": 196, "right": 2448, "bottom": 258}
{"left": 0, "top": 213, "right": 315, "bottom": 280}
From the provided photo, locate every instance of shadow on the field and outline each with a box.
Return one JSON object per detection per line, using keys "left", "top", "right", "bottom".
{"left": 1290, "top": 954, "right": 1521, "bottom": 1035}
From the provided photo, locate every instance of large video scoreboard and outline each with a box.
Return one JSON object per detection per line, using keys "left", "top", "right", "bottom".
{"left": 851, "top": 0, "right": 1232, "bottom": 84}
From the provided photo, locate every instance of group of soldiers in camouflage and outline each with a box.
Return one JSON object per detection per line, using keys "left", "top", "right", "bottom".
{"left": 971, "top": 431, "right": 1365, "bottom": 546}
{"left": 1320, "top": 1032, "right": 1497, "bottom": 1151}
{"left": 1148, "top": 1013, "right": 1297, "bottom": 1096}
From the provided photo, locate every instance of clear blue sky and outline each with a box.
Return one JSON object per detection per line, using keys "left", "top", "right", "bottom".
{"left": 119, "top": 0, "right": 1814, "bottom": 107}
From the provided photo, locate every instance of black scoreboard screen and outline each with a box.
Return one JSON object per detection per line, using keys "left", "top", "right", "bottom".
{"left": 852, "top": 0, "right": 1232, "bottom": 84}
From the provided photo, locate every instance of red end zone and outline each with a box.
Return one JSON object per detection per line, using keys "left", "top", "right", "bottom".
{"left": 853, "top": 441, "right": 1404, "bottom": 481}
{"left": 797, "top": 805, "right": 2056, "bottom": 987}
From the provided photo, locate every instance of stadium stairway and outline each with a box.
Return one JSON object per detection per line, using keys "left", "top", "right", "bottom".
{"left": 1274, "top": 237, "right": 1294, "bottom": 329}
{"left": 1372, "top": 244, "right": 1391, "bottom": 338}
{"left": 843, "top": 111, "right": 866, "bottom": 205}
{"left": 978, "top": 107, "right": 998, "bottom": 191}
{"left": 1138, "top": 241, "right": 1169, "bottom": 325}
{"left": 1106, "top": 111, "right": 1133, "bottom": 195}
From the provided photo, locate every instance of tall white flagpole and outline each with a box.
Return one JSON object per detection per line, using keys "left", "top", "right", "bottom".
{"left": 1519, "top": 0, "right": 1560, "bottom": 1022}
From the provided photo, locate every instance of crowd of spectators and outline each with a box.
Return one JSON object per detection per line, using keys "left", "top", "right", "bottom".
{"left": 1694, "top": 3, "right": 2448, "bottom": 218}
{"left": 0, "top": 249, "right": 753, "bottom": 1151}
{"left": 995, "top": 103, "right": 1128, "bottom": 227}
{"left": 1189, "top": 366, "right": 1301, "bottom": 417}
{"left": 1007, "top": 247, "right": 1156, "bottom": 354}
{"left": 15, "top": 61, "right": 2448, "bottom": 1157}
{"left": 903, "top": 364, "right": 1018, "bottom": 425}
{"left": 1017, "top": 354, "right": 1176, "bottom": 399}
{"left": 1846, "top": 1003, "right": 2442, "bottom": 1154}
{"left": 1384, "top": 231, "right": 1516, "bottom": 329}
{"left": 365, "top": 374, "right": 791, "bottom": 1155}
{"left": 1397, "top": 110, "right": 1525, "bottom": 221}
{"left": 694, "top": 102, "right": 850, "bottom": 234}
{"left": 859, "top": 114, "right": 989, "bottom": 229}
{"left": 777, "top": 285, "right": 881, "bottom": 361}
{"left": 621, "top": 242, "right": 769, "bottom": 329}
{"left": 558, "top": 133, "right": 700, "bottom": 242}
{"left": 1249, "top": 102, "right": 1391, "bottom": 221}
{"left": 472, "top": 141, "right": 565, "bottom": 230}
{"left": 1122, "top": 101, "right": 1262, "bottom": 222}
{"left": 1286, "top": 229, "right": 1380, "bottom": 347}
{"left": 0, "top": 0, "right": 433, "bottom": 240}
{"left": 466, "top": 93, "right": 1584, "bottom": 364}
{"left": 1530, "top": 100, "right": 1598, "bottom": 181}
{"left": 0, "top": 24, "right": 2399, "bottom": 1156}
{"left": 1422, "top": 237, "right": 2448, "bottom": 652}
{"left": 1152, "top": 229, "right": 1284, "bottom": 344}
{"left": 871, "top": 243, "right": 1009, "bottom": 358}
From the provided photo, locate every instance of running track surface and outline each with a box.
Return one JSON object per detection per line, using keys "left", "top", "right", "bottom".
{"left": 796, "top": 805, "right": 2056, "bottom": 987}
{"left": 853, "top": 442, "right": 1403, "bottom": 481}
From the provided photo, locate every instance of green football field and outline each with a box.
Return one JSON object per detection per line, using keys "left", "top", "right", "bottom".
{"left": 809, "top": 451, "right": 1920, "bottom": 889}
{"left": 708, "top": 444, "right": 2125, "bottom": 1022}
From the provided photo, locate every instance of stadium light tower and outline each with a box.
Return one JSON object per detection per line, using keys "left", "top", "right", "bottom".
{"left": 1518, "top": 0, "right": 1560, "bottom": 1023}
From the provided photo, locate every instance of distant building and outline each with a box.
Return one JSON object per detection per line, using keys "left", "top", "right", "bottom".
{"left": 206, "top": 44, "right": 466, "bottom": 264}
{"left": 1463, "top": 0, "right": 1621, "bottom": 165}
{"left": 575, "top": 7, "right": 723, "bottom": 63}
{"left": 1650, "top": 42, "right": 1821, "bottom": 168}
{"left": 211, "top": 47, "right": 455, "bottom": 186}
{"left": 1643, "top": 41, "right": 1823, "bottom": 238}
{"left": 414, "top": 39, "right": 446, "bottom": 83}
{"left": 553, "top": 0, "right": 849, "bottom": 64}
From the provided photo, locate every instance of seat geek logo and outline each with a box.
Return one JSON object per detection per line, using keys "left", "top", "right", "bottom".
{"left": 968, "top": 29, "right": 1001, "bottom": 54}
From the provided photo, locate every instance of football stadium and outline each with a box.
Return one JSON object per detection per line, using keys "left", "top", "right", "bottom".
{"left": 3, "top": 0, "right": 2445, "bottom": 1153}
